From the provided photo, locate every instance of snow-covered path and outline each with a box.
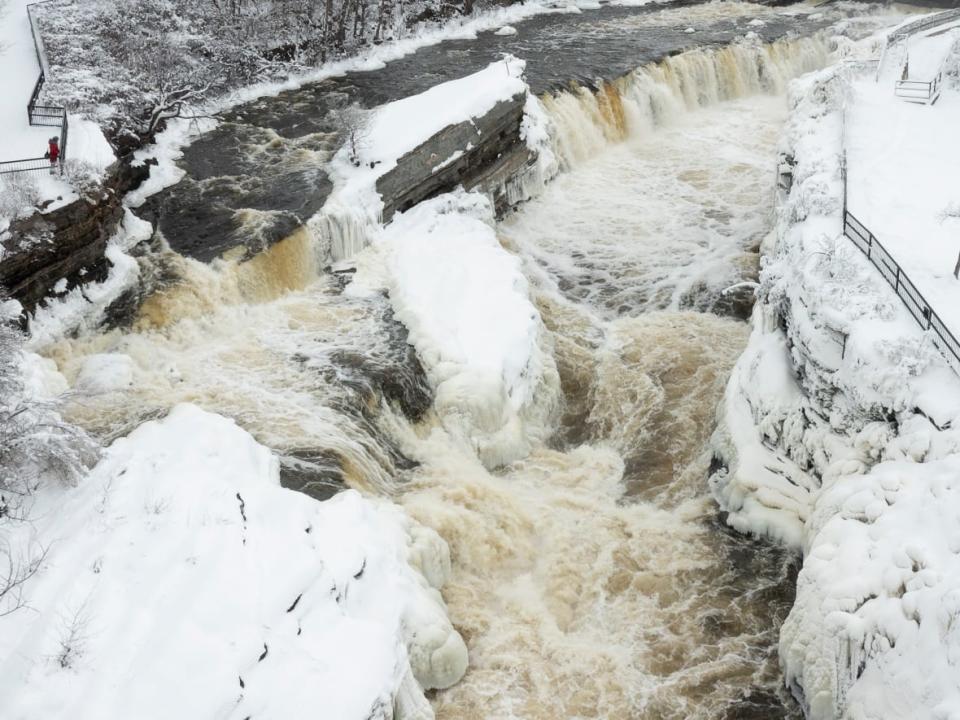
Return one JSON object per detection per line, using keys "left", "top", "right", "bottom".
{"left": 0, "top": 0, "right": 53, "bottom": 162}
{"left": 846, "top": 30, "right": 960, "bottom": 345}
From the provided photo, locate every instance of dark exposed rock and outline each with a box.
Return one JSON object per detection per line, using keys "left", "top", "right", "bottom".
{"left": 1, "top": 160, "right": 152, "bottom": 315}
{"left": 377, "top": 93, "right": 532, "bottom": 222}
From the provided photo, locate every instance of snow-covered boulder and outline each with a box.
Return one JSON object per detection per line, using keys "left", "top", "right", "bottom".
{"left": 0, "top": 404, "right": 466, "bottom": 719}
{"left": 378, "top": 191, "right": 561, "bottom": 468}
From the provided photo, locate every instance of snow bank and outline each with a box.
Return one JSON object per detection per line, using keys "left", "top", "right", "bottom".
{"left": 369, "top": 191, "right": 560, "bottom": 468}
{"left": 710, "top": 38, "right": 960, "bottom": 720}
{"left": 66, "top": 114, "right": 115, "bottom": 171}
{"left": 782, "top": 447, "right": 960, "bottom": 720}
{"left": 0, "top": 403, "right": 466, "bottom": 719}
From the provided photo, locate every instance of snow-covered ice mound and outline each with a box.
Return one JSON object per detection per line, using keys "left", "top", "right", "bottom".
{"left": 782, "top": 448, "right": 960, "bottom": 720}
{"left": 376, "top": 191, "right": 560, "bottom": 468}
{"left": 0, "top": 404, "right": 466, "bottom": 719}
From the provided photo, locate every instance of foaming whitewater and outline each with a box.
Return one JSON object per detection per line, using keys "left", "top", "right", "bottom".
{"left": 46, "top": 232, "right": 430, "bottom": 497}
{"left": 542, "top": 36, "right": 828, "bottom": 169}
{"left": 398, "top": 312, "right": 798, "bottom": 720}
{"left": 502, "top": 36, "right": 832, "bottom": 318}
{"left": 392, "top": 38, "right": 829, "bottom": 719}
{"left": 504, "top": 95, "right": 784, "bottom": 317}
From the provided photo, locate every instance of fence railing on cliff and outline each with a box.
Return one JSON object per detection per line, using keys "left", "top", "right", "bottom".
{"left": 0, "top": 2, "right": 68, "bottom": 176}
{"left": 840, "top": 205, "right": 960, "bottom": 373}
{"left": 887, "top": 8, "right": 960, "bottom": 47}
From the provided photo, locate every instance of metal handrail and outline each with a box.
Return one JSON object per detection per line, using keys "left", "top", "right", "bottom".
{"left": 0, "top": 157, "right": 54, "bottom": 175}
{"left": 3, "top": 2, "right": 68, "bottom": 176}
{"left": 842, "top": 209, "right": 960, "bottom": 371}
{"left": 887, "top": 8, "right": 960, "bottom": 47}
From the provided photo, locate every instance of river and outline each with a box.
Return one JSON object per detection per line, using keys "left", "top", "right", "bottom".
{"left": 38, "top": 1, "right": 908, "bottom": 717}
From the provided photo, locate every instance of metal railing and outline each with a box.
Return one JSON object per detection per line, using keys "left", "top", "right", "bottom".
{"left": 0, "top": 158, "right": 54, "bottom": 176}
{"left": 895, "top": 72, "right": 942, "bottom": 103}
{"left": 1, "top": 2, "right": 68, "bottom": 176}
{"left": 841, "top": 209, "right": 960, "bottom": 371}
{"left": 887, "top": 8, "right": 960, "bottom": 47}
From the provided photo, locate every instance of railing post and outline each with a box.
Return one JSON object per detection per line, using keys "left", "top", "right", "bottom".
{"left": 895, "top": 266, "right": 900, "bottom": 292}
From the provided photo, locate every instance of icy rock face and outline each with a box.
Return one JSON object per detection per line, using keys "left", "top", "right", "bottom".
{"left": 711, "top": 61, "right": 960, "bottom": 720}
{"left": 0, "top": 404, "right": 465, "bottom": 719}
{"left": 380, "top": 191, "right": 561, "bottom": 469}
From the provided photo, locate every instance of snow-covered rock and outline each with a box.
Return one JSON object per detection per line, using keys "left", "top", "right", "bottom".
{"left": 0, "top": 404, "right": 466, "bottom": 719}
{"left": 374, "top": 190, "right": 561, "bottom": 468}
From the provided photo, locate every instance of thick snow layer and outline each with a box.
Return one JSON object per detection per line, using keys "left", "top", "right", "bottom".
{"left": 65, "top": 114, "right": 116, "bottom": 170}
{"left": 366, "top": 191, "right": 560, "bottom": 468}
{"left": 711, "top": 33, "right": 960, "bottom": 720}
{"left": 782, "top": 448, "right": 960, "bottom": 720}
{"left": 0, "top": 403, "right": 466, "bottom": 719}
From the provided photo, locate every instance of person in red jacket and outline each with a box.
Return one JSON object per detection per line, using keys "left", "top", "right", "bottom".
{"left": 46, "top": 136, "right": 60, "bottom": 173}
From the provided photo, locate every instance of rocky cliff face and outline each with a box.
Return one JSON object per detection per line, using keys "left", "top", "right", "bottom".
{"left": 377, "top": 94, "right": 533, "bottom": 221}
{"left": 1, "top": 161, "right": 150, "bottom": 315}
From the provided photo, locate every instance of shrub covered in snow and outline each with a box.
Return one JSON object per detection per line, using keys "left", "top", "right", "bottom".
{"left": 0, "top": 174, "right": 41, "bottom": 225}
{"left": 0, "top": 299, "right": 99, "bottom": 501}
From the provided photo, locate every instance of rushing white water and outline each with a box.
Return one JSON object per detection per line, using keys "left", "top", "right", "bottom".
{"left": 394, "top": 92, "right": 810, "bottom": 720}
{"left": 505, "top": 95, "right": 785, "bottom": 317}
{"left": 35, "top": 34, "right": 838, "bottom": 719}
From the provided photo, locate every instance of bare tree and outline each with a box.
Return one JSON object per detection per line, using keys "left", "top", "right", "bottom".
{"left": 338, "top": 102, "right": 372, "bottom": 167}
{"left": 128, "top": 30, "right": 215, "bottom": 138}
{"left": 0, "top": 542, "right": 48, "bottom": 617}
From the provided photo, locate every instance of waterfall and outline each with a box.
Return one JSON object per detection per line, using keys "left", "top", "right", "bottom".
{"left": 543, "top": 36, "right": 831, "bottom": 169}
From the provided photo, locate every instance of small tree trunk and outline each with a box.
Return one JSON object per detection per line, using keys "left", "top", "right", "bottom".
{"left": 954, "top": 250, "right": 960, "bottom": 279}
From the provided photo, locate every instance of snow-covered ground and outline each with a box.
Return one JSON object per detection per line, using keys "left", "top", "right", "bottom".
{"left": 0, "top": 0, "right": 50, "bottom": 162}
{"left": 711, "top": 23, "right": 960, "bottom": 720}
{"left": 847, "top": 27, "right": 960, "bottom": 342}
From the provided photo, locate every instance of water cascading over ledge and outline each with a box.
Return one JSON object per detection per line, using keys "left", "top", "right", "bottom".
{"left": 300, "top": 34, "right": 833, "bottom": 273}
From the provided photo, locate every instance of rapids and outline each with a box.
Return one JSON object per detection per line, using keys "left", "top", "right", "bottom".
{"left": 32, "top": 8, "right": 911, "bottom": 717}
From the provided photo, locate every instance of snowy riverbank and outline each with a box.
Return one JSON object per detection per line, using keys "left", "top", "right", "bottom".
{"left": 0, "top": 398, "right": 466, "bottom": 719}
{"left": 711, "top": 24, "right": 960, "bottom": 720}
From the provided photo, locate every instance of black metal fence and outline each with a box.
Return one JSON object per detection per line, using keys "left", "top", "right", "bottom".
{"left": 1, "top": 2, "right": 68, "bottom": 177}
{"left": 0, "top": 158, "right": 54, "bottom": 176}
{"left": 842, "top": 209, "right": 960, "bottom": 371}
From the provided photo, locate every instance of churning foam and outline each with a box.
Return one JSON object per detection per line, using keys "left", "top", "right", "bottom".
{"left": 397, "top": 312, "right": 798, "bottom": 720}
